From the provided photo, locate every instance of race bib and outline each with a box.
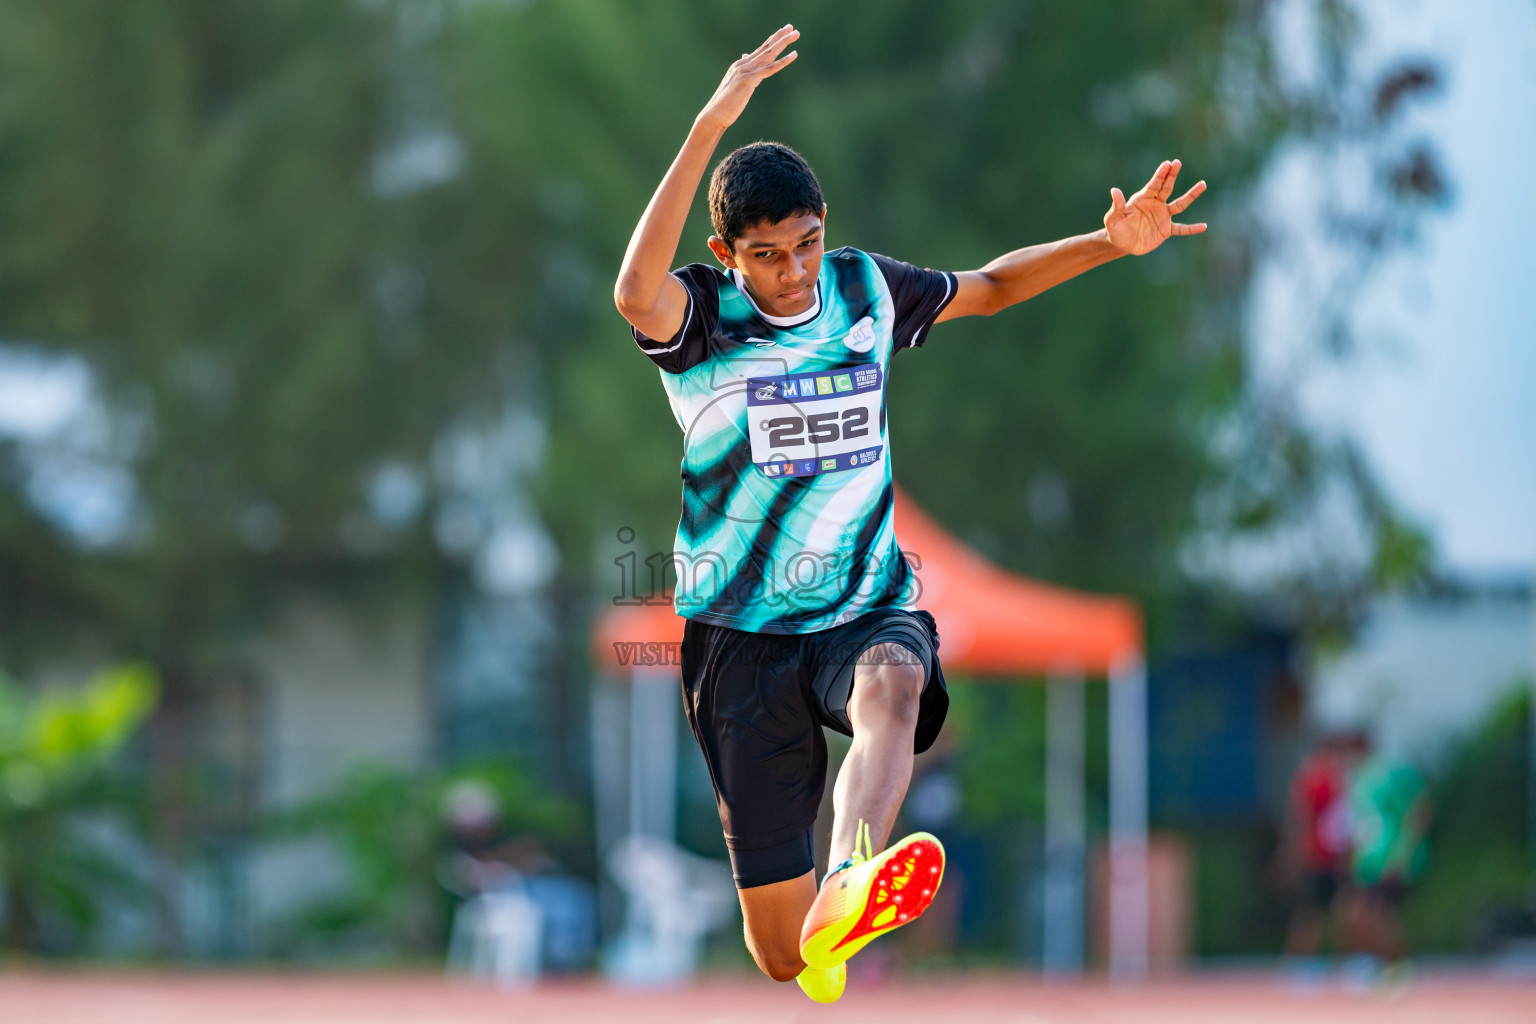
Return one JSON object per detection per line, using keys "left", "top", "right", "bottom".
{"left": 746, "top": 364, "right": 884, "bottom": 478}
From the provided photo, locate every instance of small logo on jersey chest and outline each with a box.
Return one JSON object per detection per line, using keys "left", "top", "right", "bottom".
{"left": 843, "top": 316, "right": 877, "bottom": 353}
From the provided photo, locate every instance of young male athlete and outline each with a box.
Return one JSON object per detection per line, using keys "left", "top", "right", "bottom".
{"left": 613, "top": 25, "right": 1206, "bottom": 1002}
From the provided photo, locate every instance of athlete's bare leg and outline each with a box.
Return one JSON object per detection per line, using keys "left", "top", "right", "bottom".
{"left": 738, "top": 871, "right": 816, "bottom": 981}
{"left": 829, "top": 641, "right": 924, "bottom": 864}
{"left": 735, "top": 641, "right": 923, "bottom": 982}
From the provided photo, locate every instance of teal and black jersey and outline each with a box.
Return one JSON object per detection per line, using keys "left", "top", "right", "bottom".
{"left": 633, "top": 246, "right": 955, "bottom": 634}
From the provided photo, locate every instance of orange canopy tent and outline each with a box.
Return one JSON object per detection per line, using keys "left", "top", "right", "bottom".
{"left": 593, "top": 486, "right": 1141, "bottom": 675}
{"left": 590, "top": 486, "right": 1150, "bottom": 977}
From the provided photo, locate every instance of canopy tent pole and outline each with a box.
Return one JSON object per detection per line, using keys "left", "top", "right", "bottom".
{"left": 590, "top": 672, "right": 627, "bottom": 939}
{"left": 1108, "top": 654, "right": 1149, "bottom": 979}
{"left": 1042, "top": 670, "right": 1086, "bottom": 974}
{"left": 628, "top": 665, "right": 679, "bottom": 842}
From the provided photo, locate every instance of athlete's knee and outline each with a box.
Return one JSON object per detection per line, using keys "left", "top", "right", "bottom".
{"left": 758, "top": 953, "right": 806, "bottom": 983}
{"left": 744, "top": 926, "right": 805, "bottom": 982}
{"left": 851, "top": 643, "right": 923, "bottom": 724}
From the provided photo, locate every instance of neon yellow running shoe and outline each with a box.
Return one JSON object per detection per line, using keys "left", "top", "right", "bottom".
{"left": 795, "top": 961, "right": 846, "bottom": 1003}
{"left": 799, "top": 821, "right": 945, "bottom": 970}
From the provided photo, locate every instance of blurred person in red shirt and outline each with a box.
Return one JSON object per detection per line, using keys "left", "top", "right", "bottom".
{"left": 1284, "top": 732, "right": 1365, "bottom": 958}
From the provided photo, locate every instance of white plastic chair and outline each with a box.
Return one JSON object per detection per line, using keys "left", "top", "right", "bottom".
{"left": 446, "top": 869, "right": 544, "bottom": 987}
{"left": 602, "top": 833, "right": 736, "bottom": 985}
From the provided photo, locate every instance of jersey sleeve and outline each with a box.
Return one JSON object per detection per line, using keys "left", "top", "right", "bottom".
{"left": 630, "top": 263, "right": 720, "bottom": 374}
{"left": 870, "top": 253, "right": 957, "bottom": 352}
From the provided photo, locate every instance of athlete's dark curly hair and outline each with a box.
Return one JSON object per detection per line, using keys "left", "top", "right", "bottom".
{"left": 708, "top": 141, "right": 824, "bottom": 249}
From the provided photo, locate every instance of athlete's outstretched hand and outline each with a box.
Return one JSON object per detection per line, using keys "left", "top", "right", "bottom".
{"left": 1103, "top": 160, "right": 1208, "bottom": 255}
{"left": 695, "top": 25, "right": 799, "bottom": 133}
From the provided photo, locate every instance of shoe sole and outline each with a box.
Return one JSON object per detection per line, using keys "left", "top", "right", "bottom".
{"left": 800, "top": 832, "right": 945, "bottom": 969}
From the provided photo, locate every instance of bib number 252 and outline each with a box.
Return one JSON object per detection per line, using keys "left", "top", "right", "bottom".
{"left": 766, "top": 408, "right": 870, "bottom": 448}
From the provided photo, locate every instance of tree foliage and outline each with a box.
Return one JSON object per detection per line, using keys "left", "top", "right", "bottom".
{"left": 0, "top": 664, "right": 158, "bottom": 951}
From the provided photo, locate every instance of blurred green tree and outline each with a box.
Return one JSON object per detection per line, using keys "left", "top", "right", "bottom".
{"left": 1403, "top": 685, "right": 1532, "bottom": 952}
{"left": 0, "top": 664, "right": 158, "bottom": 952}
{"left": 0, "top": 0, "right": 521, "bottom": 953}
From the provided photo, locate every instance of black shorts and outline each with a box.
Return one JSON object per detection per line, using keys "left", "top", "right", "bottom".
{"left": 679, "top": 607, "right": 949, "bottom": 889}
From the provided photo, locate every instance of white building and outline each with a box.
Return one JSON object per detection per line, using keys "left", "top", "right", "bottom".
{"left": 1309, "top": 578, "right": 1533, "bottom": 763}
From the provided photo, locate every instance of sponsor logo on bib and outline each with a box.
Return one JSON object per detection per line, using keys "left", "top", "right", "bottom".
{"left": 843, "top": 316, "right": 877, "bottom": 353}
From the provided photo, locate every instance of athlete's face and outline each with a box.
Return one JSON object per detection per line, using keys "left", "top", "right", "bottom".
{"left": 708, "top": 207, "right": 826, "bottom": 319}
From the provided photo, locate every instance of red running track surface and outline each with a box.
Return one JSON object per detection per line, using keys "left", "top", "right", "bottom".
{"left": 2, "top": 971, "right": 1534, "bottom": 1024}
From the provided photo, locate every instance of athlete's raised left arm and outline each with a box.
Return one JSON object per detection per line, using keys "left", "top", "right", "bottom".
{"left": 935, "top": 159, "right": 1207, "bottom": 323}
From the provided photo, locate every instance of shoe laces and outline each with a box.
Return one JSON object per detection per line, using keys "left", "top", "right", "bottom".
{"left": 821, "top": 819, "right": 874, "bottom": 888}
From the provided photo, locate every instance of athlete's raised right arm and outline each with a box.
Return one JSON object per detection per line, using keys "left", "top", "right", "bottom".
{"left": 613, "top": 25, "right": 800, "bottom": 344}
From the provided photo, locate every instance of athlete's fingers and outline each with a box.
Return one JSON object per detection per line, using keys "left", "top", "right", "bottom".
{"left": 744, "top": 40, "right": 798, "bottom": 79}
{"left": 1143, "top": 160, "right": 1172, "bottom": 199}
{"left": 757, "top": 50, "right": 798, "bottom": 77}
{"left": 759, "top": 31, "right": 799, "bottom": 68}
{"left": 1168, "top": 180, "right": 1207, "bottom": 215}
{"left": 746, "top": 25, "right": 792, "bottom": 58}
{"left": 1161, "top": 159, "right": 1184, "bottom": 199}
{"left": 747, "top": 25, "right": 798, "bottom": 64}
{"left": 1170, "top": 221, "right": 1207, "bottom": 236}
{"left": 1109, "top": 187, "right": 1127, "bottom": 218}
{"left": 733, "top": 32, "right": 786, "bottom": 71}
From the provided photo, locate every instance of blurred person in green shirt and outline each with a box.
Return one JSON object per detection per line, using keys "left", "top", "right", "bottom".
{"left": 1343, "top": 752, "right": 1431, "bottom": 966}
